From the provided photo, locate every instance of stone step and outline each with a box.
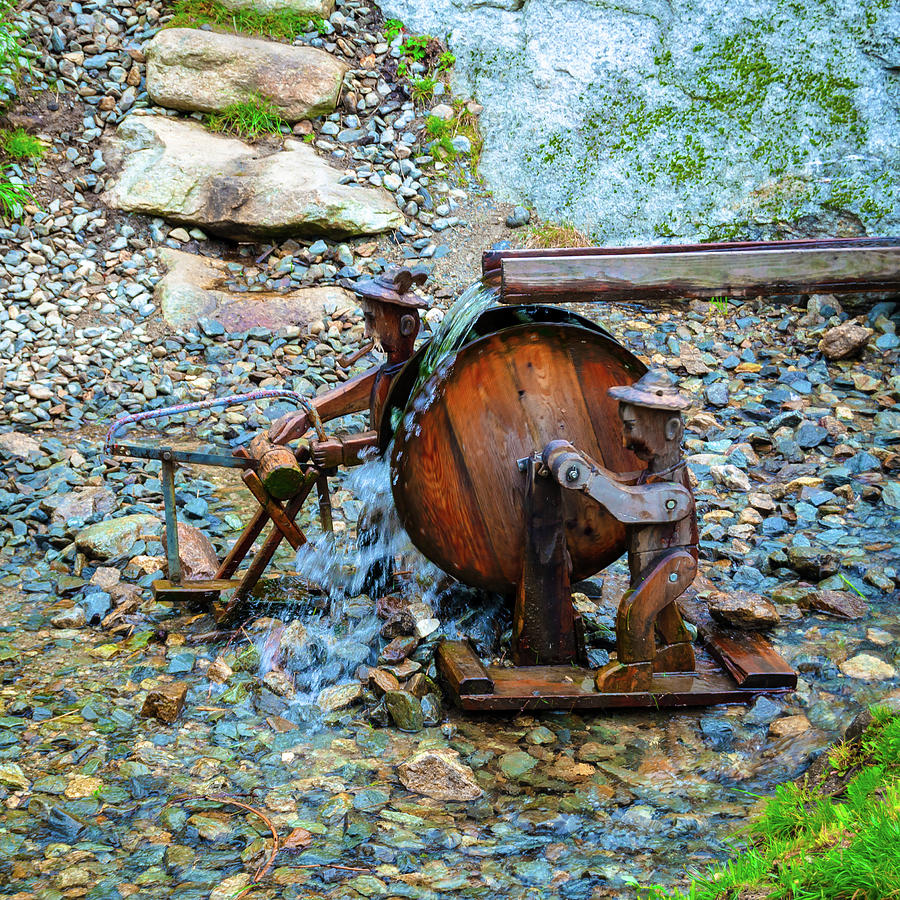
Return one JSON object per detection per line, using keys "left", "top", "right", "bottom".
{"left": 103, "top": 115, "right": 405, "bottom": 240}
{"left": 145, "top": 27, "right": 347, "bottom": 121}
{"left": 155, "top": 247, "right": 354, "bottom": 333}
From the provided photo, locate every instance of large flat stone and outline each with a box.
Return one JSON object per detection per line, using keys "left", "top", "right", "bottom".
{"left": 219, "top": 0, "right": 334, "bottom": 15}
{"left": 146, "top": 28, "right": 347, "bottom": 121}
{"left": 104, "top": 116, "right": 404, "bottom": 240}
{"left": 156, "top": 248, "right": 353, "bottom": 332}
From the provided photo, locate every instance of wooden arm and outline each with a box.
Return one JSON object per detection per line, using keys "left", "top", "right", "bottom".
{"left": 310, "top": 368, "right": 378, "bottom": 424}
{"left": 543, "top": 441, "right": 691, "bottom": 525}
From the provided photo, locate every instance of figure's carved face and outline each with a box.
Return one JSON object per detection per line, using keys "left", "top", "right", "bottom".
{"left": 619, "top": 402, "right": 682, "bottom": 461}
{"left": 619, "top": 403, "right": 652, "bottom": 460}
{"left": 362, "top": 300, "right": 417, "bottom": 359}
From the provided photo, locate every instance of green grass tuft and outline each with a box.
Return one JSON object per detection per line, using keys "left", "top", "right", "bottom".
{"left": 206, "top": 94, "right": 286, "bottom": 139}
{"left": 0, "top": 172, "right": 34, "bottom": 221}
{"left": 166, "top": 0, "right": 325, "bottom": 41}
{"left": 628, "top": 703, "right": 900, "bottom": 900}
{"left": 1, "top": 128, "right": 44, "bottom": 160}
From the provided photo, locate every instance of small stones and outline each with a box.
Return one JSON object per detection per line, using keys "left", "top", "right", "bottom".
{"left": 710, "top": 464, "right": 750, "bottom": 492}
{"left": 141, "top": 682, "right": 189, "bottom": 724}
{"left": 397, "top": 749, "right": 482, "bottom": 801}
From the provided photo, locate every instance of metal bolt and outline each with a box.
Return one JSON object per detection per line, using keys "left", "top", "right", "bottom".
{"left": 668, "top": 572, "right": 679, "bottom": 583}
{"left": 566, "top": 466, "right": 580, "bottom": 483}
{"left": 666, "top": 498, "right": 676, "bottom": 510}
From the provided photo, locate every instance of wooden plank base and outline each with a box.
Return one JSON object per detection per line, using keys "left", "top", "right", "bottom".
{"left": 151, "top": 576, "right": 281, "bottom": 603}
{"left": 680, "top": 596, "right": 797, "bottom": 690}
{"left": 437, "top": 640, "right": 792, "bottom": 712}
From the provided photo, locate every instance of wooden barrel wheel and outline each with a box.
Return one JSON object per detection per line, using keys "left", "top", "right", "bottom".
{"left": 387, "top": 309, "right": 648, "bottom": 596}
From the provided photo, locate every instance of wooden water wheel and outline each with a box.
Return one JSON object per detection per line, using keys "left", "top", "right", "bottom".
{"left": 385, "top": 306, "right": 648, "bottom": 595}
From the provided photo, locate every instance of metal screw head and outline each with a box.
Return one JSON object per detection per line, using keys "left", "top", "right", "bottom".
{"left": 668, "top": 572, "right": 679, "bottom": 583}
{"left": 566, "top": 465, "right": 580, "bottom": 483}
{"left": 666, "top": 498, "right": 676, "bottom": 509}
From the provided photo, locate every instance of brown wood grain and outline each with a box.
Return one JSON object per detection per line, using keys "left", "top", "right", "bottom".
{"left": 680, "top": 595, "right": 797, "bottom": 689}
{"left": 391, "top": 324, "right": 647, "bottom": 595}
{"left": 482, "top": 236, "right": 900, "bottom": 280}
{"left": 499, "top": 244, "right": 900, "bottom": 302}
{"left": 436, "top": 641, "right": 494, "bottom": 694}
{"left": 437, "top": 642, "right": 788, "bottom": 711}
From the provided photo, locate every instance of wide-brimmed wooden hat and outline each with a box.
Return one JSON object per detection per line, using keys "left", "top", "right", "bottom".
{"left": 608, "top": 368, "right": 690, "bottom": 411}
{"left": 342, "top": 265, "right": 428, "bottom": 309}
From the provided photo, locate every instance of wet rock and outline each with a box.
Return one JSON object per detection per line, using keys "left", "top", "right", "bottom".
{"left": 745, "top": 696, "right": 782, "bottom": 726}
{"left": 105, "top": 117, "right": 404, "bottom": 240}
{"left": 384, "top": 690, "right": 424, "bottom": 732}
{"left": 397, "top": 748, "right": 482, "bottom": 801}
{"left": 769, "top": 714, "right": 811, "bottom": 738}
{"left": 207, "top": 657, "right": 233, "bottom": 684}
{"left": 499, "top": 750, "right": 537, "bottom": 779}
{"left": 89, "top": 566, "right": 121, "bottom": 591}
{"left": 161, "top": 520, "right": 219, "bottom": 580}
{"left": 316, "top": 682, "right": 363, "bottom": 712}
{"left": 146, "top": 29, "right": 347, "bottom": 121}
{"left": 380, "top": 635, "right": 418, "bottom": 664}
{"left": 708, "top": 591, "right": 779, "bottom": 629}
{"left": 786, "top": 546, "right": 840, "bottom": 581}
{"left": 839, "top": 653, "right": 897, "bottom": 681}
{"left": 156, "top": 248, "right": 345, "bottom": 331}
{"left": 806, "top": 589, "right": 868, "bottom": 619}
{"left": 78, "top": 589, "right": 112, "bottom": 624}
{"left": 820, "top": 320, "right": 873, "bottom": 360}
{"left": 75, "top": 514, "right": 160, "bottom": 560}
{"left": 263, "top": 669, "right": 295, "bottom": 698}
{"left": 0, "top": 762, "right": 29, "bottom": 790}
{"left": 368, "top": 668, "right": 400, "bottom": 695}
{"left": 421, "top": 693, "right": 441, "bottom": 725}
{"left": 141, "top": 682, "right": 188, "bottom": 723}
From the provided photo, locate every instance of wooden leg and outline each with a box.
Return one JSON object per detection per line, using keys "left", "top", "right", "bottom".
{"left": 512, "top": 457, "right": 577, "bottom": 666}
{"left": 241, "top": 470, "right": 308, "bottom": 551}
{"left": 216, "top": 506, "right": 270, "bottom": 579}
{"left": 596, "top": 550, "right": 696, "bottom": 692}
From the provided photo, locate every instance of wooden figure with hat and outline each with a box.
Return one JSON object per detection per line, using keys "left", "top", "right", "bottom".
{"left": 268, "top": 266, "right": 428, "bottom": 467}
{"left": 542, "top": 368, "right": 699, "bottom": 692}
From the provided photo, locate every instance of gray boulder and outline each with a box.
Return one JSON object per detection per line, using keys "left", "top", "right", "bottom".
{"left": 156, "top": 248, "right": 351, "bottom": 332}
{"left": 381, "top": 0, "right": 900, "bottom": 242}
{"left": 104, "top": 116, "right": 404, "bottom": 240}
{"left": 146, "top": 28, "right": 347, "bottom": 121}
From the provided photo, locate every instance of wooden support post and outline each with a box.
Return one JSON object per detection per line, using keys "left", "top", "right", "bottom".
{"left": 512, "top": 457, "right": 579, "bottom": 666}
{"left": 241, "top": 470, "right": 307, "bottom": 551}
{"left": 160, "top": 452, "right": 181, "bottom": 585}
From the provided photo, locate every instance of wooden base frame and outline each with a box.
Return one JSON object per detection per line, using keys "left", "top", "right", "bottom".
{"left": 437, "top": 630, "right": 796, "bottom": 712}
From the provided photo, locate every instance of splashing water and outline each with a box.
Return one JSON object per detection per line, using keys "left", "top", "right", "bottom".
{"left": 391, "top": 280, "right": 497, "bottom": 433}
{"left": 251, "top": 283, "right": 511, "bottom": 711}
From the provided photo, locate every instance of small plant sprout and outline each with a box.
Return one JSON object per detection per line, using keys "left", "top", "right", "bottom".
{"left": 0, "top": 172, "right": 35, "bottom": 221}
{"left": 839, "top": 573, "right": 866, "bottom": 599}
{"left": 383, "top": 18, "right": 403, "bottom": 42}
{"left": 167, "top": 0, "right": 324, "bottom": 41}
{"left": 708, "top": 295, "right": 728, "bottom": 315}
